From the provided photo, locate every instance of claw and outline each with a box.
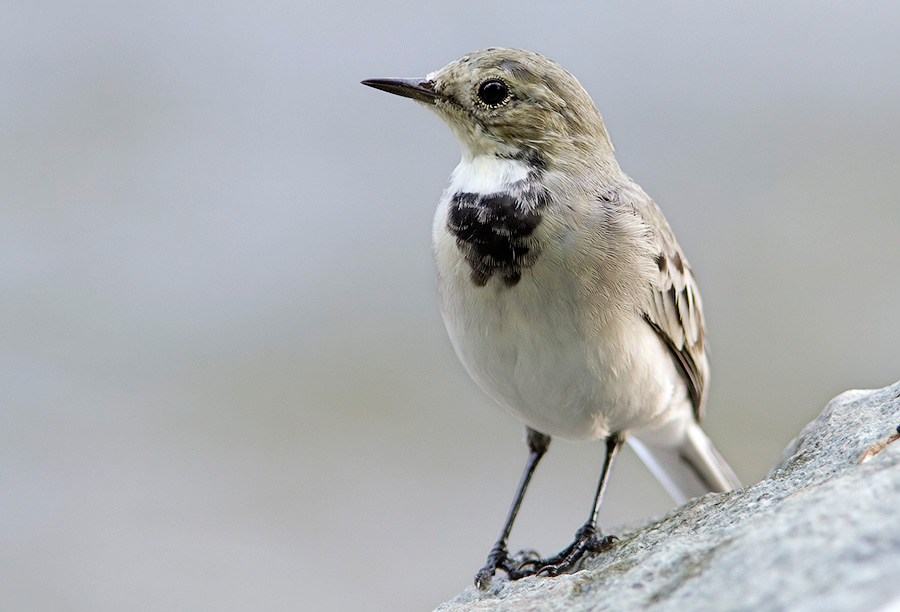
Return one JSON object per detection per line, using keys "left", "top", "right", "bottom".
{"left": 474, "top": 567, "right": 494, "bottom": 591}
{"left": 475, "top": 544, "right": 511, "bottom": 590}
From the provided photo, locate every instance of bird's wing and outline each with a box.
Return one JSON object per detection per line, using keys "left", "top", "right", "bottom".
{"left": 636, "top": 202, "right": 710, "bottom": 422}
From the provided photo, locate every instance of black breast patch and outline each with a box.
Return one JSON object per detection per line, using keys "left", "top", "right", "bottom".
{"left": 447, "top": 191, "right": 544, "bottom": 286}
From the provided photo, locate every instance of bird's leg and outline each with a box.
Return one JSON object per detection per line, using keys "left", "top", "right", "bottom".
{"left": 514, "top": 434, "right": 622, "bottom": 577}
{"left": 475, "top": 427, "right": 551, "bottom": 589}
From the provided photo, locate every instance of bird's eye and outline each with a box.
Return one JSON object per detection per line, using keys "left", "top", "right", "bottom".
{"left": 477, "top": 79, "right": 509, "bottom": 106}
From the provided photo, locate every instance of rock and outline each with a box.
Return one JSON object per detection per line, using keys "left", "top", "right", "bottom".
{"left": 435, "top": 381, "right": 900, "bottom": 612}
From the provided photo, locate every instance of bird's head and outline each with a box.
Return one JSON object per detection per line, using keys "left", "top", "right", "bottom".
{"left": 363, "top": 48, "right": 617, "bottom": 175}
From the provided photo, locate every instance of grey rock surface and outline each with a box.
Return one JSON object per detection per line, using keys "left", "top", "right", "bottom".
{"left": 435, "top": 381, "right": 900, "bottom": 612}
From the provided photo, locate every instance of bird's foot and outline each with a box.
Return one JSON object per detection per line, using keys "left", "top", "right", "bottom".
{"left": 474, "top": 527, "right": 616, "bottom": 588}
{"left": 475, "top": 544, "right": 547, "bottom": 589}
{"left": 514, "top": 524, "right": 617, "bottom": 578}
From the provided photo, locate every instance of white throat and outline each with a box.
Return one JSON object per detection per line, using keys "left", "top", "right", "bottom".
{"left": 447, "top": 156, "right": 531, "bottom": 196}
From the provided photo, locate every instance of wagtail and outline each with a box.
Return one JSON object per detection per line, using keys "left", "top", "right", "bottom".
{"left": 363, "top": 47, "right": 740, "bottom": 589}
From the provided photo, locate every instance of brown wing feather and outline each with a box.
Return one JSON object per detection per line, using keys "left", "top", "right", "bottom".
{"left": 643, "top": 246, "right": 710, "bottom": 422}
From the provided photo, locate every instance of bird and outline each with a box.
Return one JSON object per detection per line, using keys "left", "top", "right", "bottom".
{"left": 362, "top": 48, "right": 740, "bottom": 589}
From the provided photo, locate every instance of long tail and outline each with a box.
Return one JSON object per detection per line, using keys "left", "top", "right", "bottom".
{"left": 628, "top": 421, "right": 740, "bottom": 505}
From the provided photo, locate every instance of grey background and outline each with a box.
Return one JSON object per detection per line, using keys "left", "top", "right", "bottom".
{"left": 3, "top": 2, "right": 899, "bottom": 611}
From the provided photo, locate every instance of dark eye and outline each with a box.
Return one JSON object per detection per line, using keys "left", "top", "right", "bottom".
{"left": 477, "top": 79, "right": 509, "bottom": 106}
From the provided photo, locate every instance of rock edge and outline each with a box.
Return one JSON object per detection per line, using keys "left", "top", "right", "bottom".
{"left": 435, "top": 381, "right": 900, "bottom": 612}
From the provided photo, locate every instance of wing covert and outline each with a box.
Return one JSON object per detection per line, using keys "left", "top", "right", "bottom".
{"left": 642, "top": 244, "right": 710, "bottom": 421}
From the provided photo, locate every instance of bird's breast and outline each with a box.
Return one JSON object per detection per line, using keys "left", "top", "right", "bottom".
{"left": 446, "top": 191, "right": 544, "bottom": 286}
{"left": 432, "top": 185, "right": 610, "bottom": 439}
{"left": 431, "top": 165, "right": 680, "bottom": 440}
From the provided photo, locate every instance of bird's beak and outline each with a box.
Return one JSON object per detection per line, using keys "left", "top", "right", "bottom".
{"left": 361, "top": 78, "right": 441, "bottom": 104}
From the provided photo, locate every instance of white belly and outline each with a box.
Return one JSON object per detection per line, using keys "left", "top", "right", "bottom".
{"left": 432, "top": 202, "right": 686, "bottom": 441}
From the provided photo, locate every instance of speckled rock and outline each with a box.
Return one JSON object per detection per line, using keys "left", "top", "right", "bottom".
{"left": 435, "top": 381, "right": 900, "bottom": 612}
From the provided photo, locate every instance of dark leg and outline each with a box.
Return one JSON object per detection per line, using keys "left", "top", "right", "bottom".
{"left": 515, "top": 433, "right": 622, "bottom": 577}
{"left": 474, "top": 427, "right": 551, "bottom": 589}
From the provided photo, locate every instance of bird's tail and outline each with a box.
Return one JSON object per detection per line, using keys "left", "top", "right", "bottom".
{"left": 628, "top": 421, "right": 740, "bottom": 505}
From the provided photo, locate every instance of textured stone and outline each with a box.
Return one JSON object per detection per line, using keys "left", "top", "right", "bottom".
{"left": 435, "top": 381, "right": 900, "bottom": 612}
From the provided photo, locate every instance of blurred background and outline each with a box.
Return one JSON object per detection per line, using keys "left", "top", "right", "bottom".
{"left": 3, "top": 1, "right": 899, "bottom": 610}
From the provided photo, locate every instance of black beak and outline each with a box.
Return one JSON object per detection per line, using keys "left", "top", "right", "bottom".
{"left": 361, "top": 78, "right": 441, "bottom": 104}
